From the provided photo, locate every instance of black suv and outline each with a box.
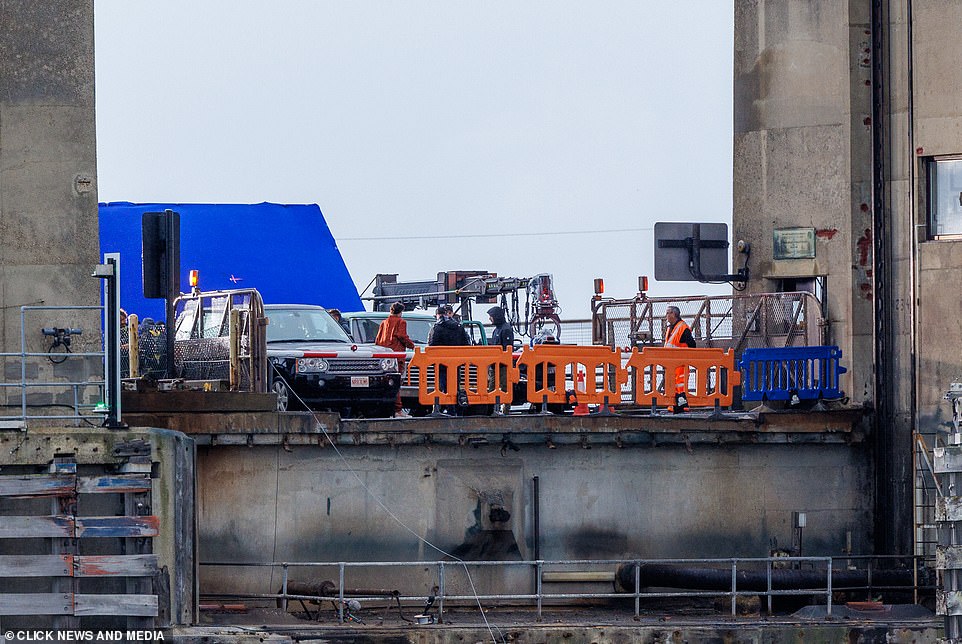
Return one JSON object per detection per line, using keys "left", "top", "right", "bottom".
{"left": 266, "top": 304, "right": 402, "bottom": 416}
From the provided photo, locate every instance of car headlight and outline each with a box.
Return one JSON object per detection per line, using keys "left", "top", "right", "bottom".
{"left": 380, "top": 358, "right": 398, "bottom": 371}
{"left": 297, "top": 358, "right": 329, "bottom": 373}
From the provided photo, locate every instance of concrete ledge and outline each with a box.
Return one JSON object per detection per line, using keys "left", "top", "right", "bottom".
{"left": 122, "top": 408, "right": 866, "bottom": 448}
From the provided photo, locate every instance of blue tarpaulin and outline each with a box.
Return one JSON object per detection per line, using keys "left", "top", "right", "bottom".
{"left": 99, "top": 202, "right": 363, "bottom": 320}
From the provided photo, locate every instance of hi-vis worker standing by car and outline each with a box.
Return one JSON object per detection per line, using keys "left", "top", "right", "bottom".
{"left": 664, "top": 305, "right": 696, "bottom": 412}
{"left": 375, "top": 302, "right": 416, "bottom": 418}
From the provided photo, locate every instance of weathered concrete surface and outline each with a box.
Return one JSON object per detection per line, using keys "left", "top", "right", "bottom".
{"left": 0, "top": 1, "right": 100, "bottom": 358}
{"left": 733, "top": 1, "right": 874, "bottom": 409}
{"left": 186, "top": 412, "right": 874, "bottom": 600}
{"left": 172, "top": 620, "right": 940, "bottom": 644}
{"left": 914, "top": 0, "right": 962, "bottom": 437}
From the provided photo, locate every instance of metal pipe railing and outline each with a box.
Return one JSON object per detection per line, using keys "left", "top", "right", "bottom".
{"left": 200, "top": 555, "right": 926, "bottom": 623}
{"left": 0, "top": 305, "right": 107, "bottom": 427}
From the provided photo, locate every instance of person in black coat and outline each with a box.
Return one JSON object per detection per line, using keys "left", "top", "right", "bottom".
{"left": 487, "top": 306, "right": 514, "bottom": 349}
{"left": 428, "top": 306, "right": 470, "bottom": 346}
{"left": 428, "top": 306, "right": 469, "bottom": 398}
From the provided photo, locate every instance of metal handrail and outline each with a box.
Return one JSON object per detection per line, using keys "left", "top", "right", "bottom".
{"left": 199, "top": 555, "right": 925, "bottom": 623}
{"left": 0, "top": 305, "right": 107, "bottom": 426}
{"left": 591, "top": 292, "right": 826, "bottom": 352}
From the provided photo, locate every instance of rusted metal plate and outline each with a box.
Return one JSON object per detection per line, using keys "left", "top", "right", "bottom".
{"left": 937, "top": 498, "right": 962, "bottom": 522}
{"left": 75, "top": 515, "right": 159, "bottom": 538}
{"left": 938, "top": 590, "right": 962, "bottom": 616}
{"left": 74, "top": 593, "right": 158, "bottom": 617}
{"left": 0, "top": 515, "right": 74, "bottom": 538}
{"left": 0, "top": 554, "right": 71, "bottom": 576}
{"left": 76, "top": 554, "right": 159, "bottom": 576}
{"left": 0, "top": 593, "right": 71, "bottom": 615}
{"left": 937, "top": 546, "right": 962, "bottom": 570}
{"left": 78, "top": 474, "right": 151, "bottom": 494}
{"left": 0, "top": 474, "right": 75, "bottom": 497}
{"left": 935, "top": 446, "right": 962, "bottom": 473}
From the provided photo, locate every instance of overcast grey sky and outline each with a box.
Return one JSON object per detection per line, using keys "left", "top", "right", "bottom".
{"left": 94, "top": 1, "right": 733, "bottom": 318}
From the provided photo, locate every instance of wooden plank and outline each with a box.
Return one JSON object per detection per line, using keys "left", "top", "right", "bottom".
{"left": 937, "top": 497, "right": 962, "bottom": 522}
{"left": 937, "top": 545, "right": 962, "bottom": 570}
{"left": 935, "top": 446, "right": 962, "bottom": 473}
{"left": 0, "top": 593, "right": 71, "bottom": 615}
{"left": 76, "top": 554, "right": 159, "bottom": 577}
{"left": 74, "top": 593, "right": 158, "bottom": 617}
{"left": 0, "top": 554, "right": 71, "bottom": 576}
{"left": 0, "top": 515, "right": 73, "bottom": 538}
{"left": 78, "top": 474, "right": 151, "bottom": 494}
{"left": 0, "top": 474, "right": 75, "bottom": 497}
{"left": 76, "top": 516, "right": 159, "bottom": 538}
{"left": 938, "top": 590, "right": 962, "bottom": 616}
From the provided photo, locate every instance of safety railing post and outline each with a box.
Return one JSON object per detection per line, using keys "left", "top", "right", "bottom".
{"left": 338, "top": 562, "right": 345, "bottom": 624}
{"left": 634, "top": 561, "right": 641, "bottom": 618}
{"left": 826, "top": 557, "right": 833, "bottom": 616}
{"left": 867, "top": 559, "right": 873, "bottom": 600}
{"left": 767, "top": 558, "right": 773, "bottom": 615}
{"left": 20, "top": 306, "right": 27, "bottom": 423}
{"left": 72, "top": 385, "right": 80, "bottom": 427}
{"left": 437, "top": 562, "right": 445, "bottom": 623}
{"left": 730, "top": 559, "right": 737, "bottom": 616}
{"left": 536, "top": 560, "right": 543, "bottom": 621}
{"left": 281, "top": 563, "right": 289, "bottom": 612}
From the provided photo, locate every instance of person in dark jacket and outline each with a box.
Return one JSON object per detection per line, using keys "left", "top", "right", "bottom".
{"left": 487, "top": 306, "right": 514, "bottom": 349}
{"left": 428, "top": 306, "right": 470, "bottom": 347}
{"left": 487, "top": 306, "right": 514, "bottom": 407}
{"left": 428, "top": 305, "right": 469, "bottom": 401}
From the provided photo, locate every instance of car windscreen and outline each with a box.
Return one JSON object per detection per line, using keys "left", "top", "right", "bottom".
{"left": 404, "top": 319, "right": 433, "bottom": 345}
{"left": 266, "top": 308, "right": 351, "bottom": 343}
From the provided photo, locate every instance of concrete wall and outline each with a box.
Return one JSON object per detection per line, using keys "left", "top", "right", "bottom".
{"left": 0, "top": 2, "right": 100, "bottom": 370}
{"left": 197, "top": 441, "right": 873, "bottom": 596}
{"left": 912, "top": 0, "right": 962, "bottom": 433}
{"left": 733, "top": 1, "right": 875, "bottom": 403}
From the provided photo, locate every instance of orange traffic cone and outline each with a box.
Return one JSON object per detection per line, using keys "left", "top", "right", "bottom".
{"left": 573, "top": 370, "right": 590, "bottom": 416}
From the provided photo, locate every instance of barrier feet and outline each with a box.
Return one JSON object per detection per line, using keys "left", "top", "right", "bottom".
{"left": 430, "top": 398, "right": 448, "bottom": 418}
{"left": 539, "top": 395, "right": 552, "bottom": 415}
{"left": 708, "top": 400, "right": 726, "bottom": 420}
{"left": 597, "top": 395, "right": 616, "bottom": 416}
{"left": 749, "top": 394, "right": 775, "bottom": 415}
{"left": 812, "top": 393, "right": 829, "bottom": 412}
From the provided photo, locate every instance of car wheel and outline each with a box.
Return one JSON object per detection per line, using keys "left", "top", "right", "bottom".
{"left": 271, "top": 377, "right": 293, "bottom": 412}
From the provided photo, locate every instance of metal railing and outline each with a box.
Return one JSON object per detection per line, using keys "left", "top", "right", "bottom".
{"left": 592, "top": 292, "right": 826, "bottom": 352}
{"left": 200, "top": 555, "right": 926, "bottom": 623}
{"left": 0, "top": 305, "right": 106, "bottom": 426}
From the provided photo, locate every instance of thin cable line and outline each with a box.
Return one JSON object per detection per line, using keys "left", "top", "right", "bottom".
{"left": 271, "top": 365, "right": 503, "bottom": 643}
{"left": 340, "top": 227, "right": 653, "bottom": 242}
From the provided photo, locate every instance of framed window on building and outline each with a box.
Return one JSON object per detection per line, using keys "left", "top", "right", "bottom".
{"left": 926, "top": 156, "right": 962, "bottom": 238}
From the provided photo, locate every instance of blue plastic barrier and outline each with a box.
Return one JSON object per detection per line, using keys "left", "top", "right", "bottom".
{"left": 738, "top": 346, "right": 846, "bottom": 402}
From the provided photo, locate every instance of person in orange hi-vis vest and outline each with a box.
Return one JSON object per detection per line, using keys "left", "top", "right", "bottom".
{"left": 663, "top": 305, "right": 696, "bottom": 412}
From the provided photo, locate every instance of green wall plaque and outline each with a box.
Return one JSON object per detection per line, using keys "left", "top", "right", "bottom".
{"left": 773, "top": 228, "right": 816, "bottom": 260}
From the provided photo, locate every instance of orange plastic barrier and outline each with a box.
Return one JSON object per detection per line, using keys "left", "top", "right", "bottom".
{"left": 515, "top": 345, "right": 627, "bottom": 409}
{"left": 407, "top": 346, "right": 518, "bottom": 408}
{"left": 625, "top": 347, "right": 741, "bottom": 409}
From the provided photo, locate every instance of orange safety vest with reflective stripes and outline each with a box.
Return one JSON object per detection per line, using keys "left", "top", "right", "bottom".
{"left": 664, "top": 319, "right": 691, "bottom": 394}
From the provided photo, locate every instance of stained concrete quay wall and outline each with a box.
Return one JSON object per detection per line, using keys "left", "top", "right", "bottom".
{"left": 187, "top": 412, "right": 873, "bottom": 598}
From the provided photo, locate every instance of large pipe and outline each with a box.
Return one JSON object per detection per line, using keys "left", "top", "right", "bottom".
{"left": 615, "top": 563, "right": 913, "bottom": 593}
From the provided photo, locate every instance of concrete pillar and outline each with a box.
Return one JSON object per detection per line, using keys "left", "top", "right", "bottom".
{"left": 733, "top": 1, "right": 875, "bottom": 406}
{"left": 0, "top": 1, "right": 100, "bottom": 358}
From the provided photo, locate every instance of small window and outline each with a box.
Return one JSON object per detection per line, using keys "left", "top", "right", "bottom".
{"left": 927, "top": 156, "right": 962, "bottom": 238}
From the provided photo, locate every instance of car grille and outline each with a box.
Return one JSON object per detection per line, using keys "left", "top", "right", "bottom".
{"left": 329, "top": 358, "right": 381, "bottom": 372}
